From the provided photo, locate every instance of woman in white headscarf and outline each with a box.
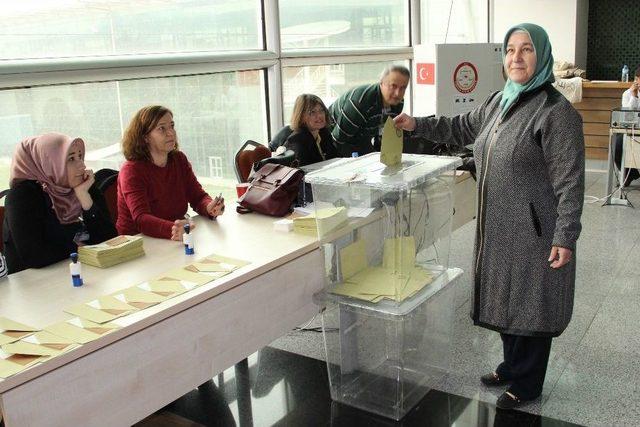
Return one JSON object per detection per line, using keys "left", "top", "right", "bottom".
{"left": 395, "top": 23, "right": 585, "bottom": 409}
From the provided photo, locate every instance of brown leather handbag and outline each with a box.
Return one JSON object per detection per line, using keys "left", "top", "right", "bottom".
{"left": 237, "top": 163, "right": 304, "bottom": 217}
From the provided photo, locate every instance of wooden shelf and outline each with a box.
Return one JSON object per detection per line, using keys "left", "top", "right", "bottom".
{"left": 576, "top": 81, "right": 629, "bottom": 159}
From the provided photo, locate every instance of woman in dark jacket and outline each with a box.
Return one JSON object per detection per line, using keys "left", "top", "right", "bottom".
{"left": 3, "top": 133, "right": 117, "bottom": 274}
{"left": 284, "top": 94, "right": 338, "bottom": 166}
{"left": 395, "top": 23, "right": 584, "bottom": 409}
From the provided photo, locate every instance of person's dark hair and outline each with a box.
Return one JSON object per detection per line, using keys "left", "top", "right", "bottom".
{"left": 289, "top": 94, "right": 330, "bottom": 132}
{"left": 380, "top": 64, "right": 411, "bottom": 82}
{"left": 122, "top": 105, "right": 179, "bottom": 161}
{"left": 634, "top": 66, "right": 640, "bottom": 78}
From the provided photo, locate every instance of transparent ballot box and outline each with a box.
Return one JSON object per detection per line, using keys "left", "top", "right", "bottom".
{"left": 319, "top": 268, "right": 461, "bottom": 420}
{"left": 304, "top": 153, "right": 462, "bottom": 305}
{"left": 305, "top": 153, "right": 463, "bottom": 419}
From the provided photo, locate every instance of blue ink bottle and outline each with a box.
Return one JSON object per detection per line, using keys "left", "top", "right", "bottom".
{"left": 183, "top": 223, "right": 194, "bottom": 255}
{"left": 69, "top": 252, "right": 83, "bottom": 287}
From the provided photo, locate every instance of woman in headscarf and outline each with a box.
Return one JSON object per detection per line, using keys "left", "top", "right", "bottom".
{"left": 395, "top": 23, "right": 585, "bottom": 409}
{"left": 3, "top": 133, "right": 117, "bottom": 274}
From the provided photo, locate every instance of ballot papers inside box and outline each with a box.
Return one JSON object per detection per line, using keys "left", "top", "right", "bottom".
{"left": 304, "top": 152, "right": 462, "bottom": 305}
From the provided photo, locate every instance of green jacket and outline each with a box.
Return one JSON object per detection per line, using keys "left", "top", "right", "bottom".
{"left": 328, "top": 83, "right": 404, "bottom": 156}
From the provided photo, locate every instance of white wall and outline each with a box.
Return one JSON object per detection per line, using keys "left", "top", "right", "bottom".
{"left": 492, "top": 0, "right": 588, "bottom": 68}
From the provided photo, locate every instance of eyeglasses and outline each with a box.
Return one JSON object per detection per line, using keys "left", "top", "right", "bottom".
{"left": 306, "top": 108, "right": 325, "bottom": 116}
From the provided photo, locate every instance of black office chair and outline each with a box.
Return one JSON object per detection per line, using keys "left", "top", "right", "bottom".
{"left": 254, "top": 149, "right": 297, "bottom": 170}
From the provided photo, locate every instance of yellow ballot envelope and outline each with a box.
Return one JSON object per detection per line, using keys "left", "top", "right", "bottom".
{"left": 136, "top": 279, "right": 198, "bottom": 298}
{"left": 380, "top": 116, "right": 403, "bottom": 166}
{"left": 20, "top": 330, "right": 77, "bottom": 353}
{"left": 0, "top": 317, "right": 39, "bottom": 345}
{"left": 0, "top": 348, "right": 42, "bottom": 378}
{"left": 159, "top": 268, "right": 214, "bottom": 286}
{"left": 44, "top": 317, "right": 120, "bottom": 344}
{"left": 112, "top": 287, "right": 168, "bottom": 310}
{"left": 2, "top": 340, "right": 62, "bottom": 357}
{"left": 339, "top": 239, "right": 368, "bottom": 280}
{"left": 64, "top": 296, "right": 138, "bottom": 324}
{"left": 383, "top": 236, "right": 416, "bottom": 273}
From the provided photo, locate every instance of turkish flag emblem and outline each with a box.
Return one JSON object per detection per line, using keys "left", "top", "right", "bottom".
{"left": 416, "top": 63, "right": 435, "bottom": 85}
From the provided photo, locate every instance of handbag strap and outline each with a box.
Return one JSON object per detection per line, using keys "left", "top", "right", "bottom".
{"left": 236, "top": 204, "right": 252, "bottom": 214}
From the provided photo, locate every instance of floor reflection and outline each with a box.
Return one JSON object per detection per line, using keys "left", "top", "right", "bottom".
{"left": 136, "top": 347, "right": 581, "bottom": 427}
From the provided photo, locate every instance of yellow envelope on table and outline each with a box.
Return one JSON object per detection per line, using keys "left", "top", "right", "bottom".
{"left": 64, "top": 296, "right": 138, "bottom": 324}
{"left": 184, "top": 263, "right": 229, "bottom": 278}
{"left": 203, "top": 254, "right": 250, "bottom": 269}
{"left": 0, "top": 317, "right": 39, "bottom": 345}
{"left": 2, "top": 340, "right": 61, "bottom": 357}
{"left": 160, "top": 268, "right": 214, "bottom": 286}
{"left": 44, "top": 317, "right": 120, "bottom": 344}
{"left": 0, "top": 348, "right": 43, "bottom": 378}
{"left": 137, "top": 279, "right": 196, "bottom": 298}
{"left": 339, "top": 239, "right": 368, "bottom": 280}
{"left": 380, "top": 116, "right": 403, "bottom": 166}
{"left": 21, "top": 330, "right": 77, "bottom": 353}
{"left": 112, "top": 286, "right": 168, "bottom": 310}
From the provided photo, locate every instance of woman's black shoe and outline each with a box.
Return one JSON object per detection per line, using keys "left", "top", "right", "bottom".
{"left": 496, "top": 391, "right": 522, "bottom": 410}
{"left": 480, "top": 371, "right": 508, "bottom": 386}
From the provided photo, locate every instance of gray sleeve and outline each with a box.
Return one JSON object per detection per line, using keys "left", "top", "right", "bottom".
{"left": 540, "top": 103, "right": 585, "bottom": 250}
{"left": 413, "top": 92, "right": 499, "bottom": 148}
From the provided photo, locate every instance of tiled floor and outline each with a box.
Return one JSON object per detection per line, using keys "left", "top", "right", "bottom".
{"left": 138, "top": 170, "right": 640, "bottom": 426}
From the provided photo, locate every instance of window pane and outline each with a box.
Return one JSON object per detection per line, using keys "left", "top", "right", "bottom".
{"left": 281, "top": 61, "right": 410, "bottom": 124}
{"left": 0, "top": 71, "right": 267, "bottom": 197}
{"left": 279, "top": 1, "right": 408, "bottom": 49}
{"left": 421, "top": 0, "right": 488, "bottom": 45}
{"left": 1, "top": 0, "right": 262, "bottom": 60}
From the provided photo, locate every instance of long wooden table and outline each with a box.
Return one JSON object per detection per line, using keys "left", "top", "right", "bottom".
{"left": 0, "top": 212, "right": 323, "bottom": 426}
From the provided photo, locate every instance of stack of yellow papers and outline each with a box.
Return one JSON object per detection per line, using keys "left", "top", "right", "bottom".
{"left": 333, "top": 266, "right": 433, "bottom": 303}
{"left": 0, "top": 317, "right": 39, "bottom": 345}
{"left": 293, "top": 207, "right": 348, "bottom": 237}
{"left": 78, "top": 235, "right": 145, "bottom": 268}
{"left": 44, "top": 317, "right": 120, "bottom": 344}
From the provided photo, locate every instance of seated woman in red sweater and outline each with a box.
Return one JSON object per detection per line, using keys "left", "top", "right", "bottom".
{"left": 116, "top": 105, "right": 225, "bottom": 240}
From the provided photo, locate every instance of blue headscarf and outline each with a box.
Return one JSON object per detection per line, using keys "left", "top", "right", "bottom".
{"left": 500, "top": 23, "right": 555, "bottom": 116}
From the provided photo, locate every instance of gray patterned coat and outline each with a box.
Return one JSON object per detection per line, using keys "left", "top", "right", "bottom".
{"left": 415, "top": 84, "right": 584, "bottom": 337}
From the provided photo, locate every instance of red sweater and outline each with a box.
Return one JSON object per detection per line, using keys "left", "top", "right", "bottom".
{"left": 116, "top": 151, "right": 213, "bottom": 239}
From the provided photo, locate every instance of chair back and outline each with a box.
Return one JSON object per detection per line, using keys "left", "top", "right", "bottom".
{"left": 95, "top": 169, "right": 119, "bottom": 225}
{"left": 234, "top": 140, "right": 272, "bottom": 183}
{"left": 0, "top": 189, "right": 8, "bottom": 253}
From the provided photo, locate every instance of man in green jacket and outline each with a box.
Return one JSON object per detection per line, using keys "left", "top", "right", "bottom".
{"left": 329, "top": 65, "right": 410, "bottom": 157}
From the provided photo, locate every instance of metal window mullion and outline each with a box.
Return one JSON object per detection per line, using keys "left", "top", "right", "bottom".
{"left": 0, "top": 58, "right": 278, "bottom": 90}
{"left": 281, "top": 53, "right": 413, "bottom": 68}
{"left": 409, "top": 0, "right": 419, "bottom": 47}
{"left": 0, "top": 52, "right": 278, "bottom": 89}
{"left": 264, "top": 0, "right": 284, "bottom": 139}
